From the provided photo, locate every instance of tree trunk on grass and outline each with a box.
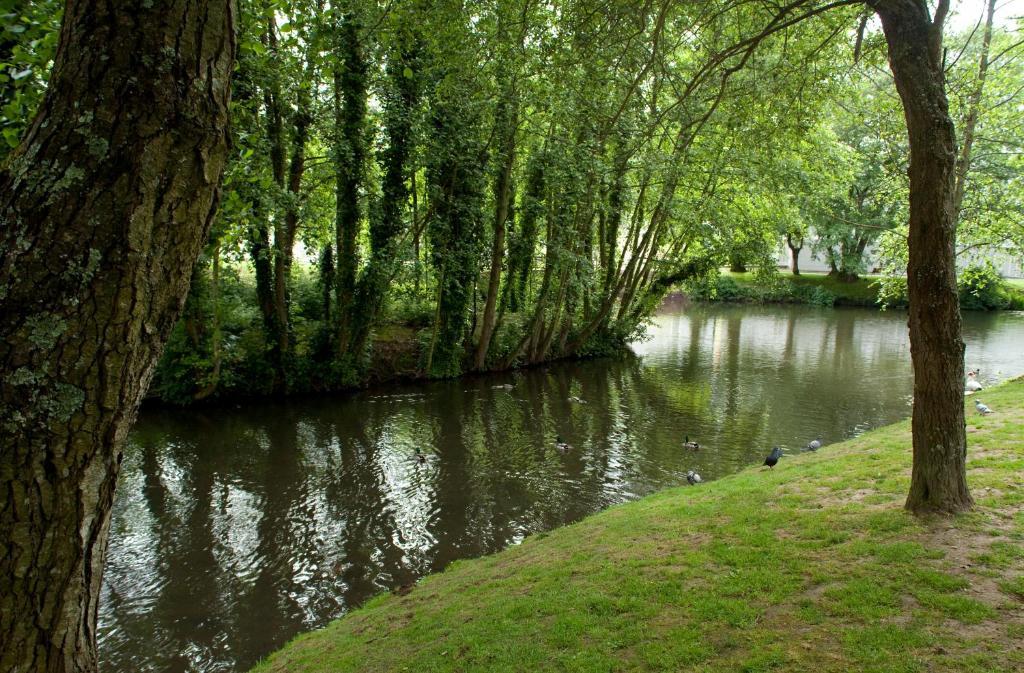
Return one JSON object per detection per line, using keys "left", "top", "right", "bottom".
{"left": 872, "top": 0, "right": 972, "bottom": 514}
{"left": 786, "top": 233, "right": 803, "bottom": 275}
{"left": 0, "top": 2, "right": 235, "bottom": 671}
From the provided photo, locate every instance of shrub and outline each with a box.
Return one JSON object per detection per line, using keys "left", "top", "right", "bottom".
{"left": 873, "top": 276, "right": 909, "bottom": 310}
{"left": 714, "top": 275, "right": 742, "bottom": 301}
{"left": 807, "top": 285, "right": 837, "bottom": 307}
{"left": 958, "top": 263, "right": 1010, "bottom": 311}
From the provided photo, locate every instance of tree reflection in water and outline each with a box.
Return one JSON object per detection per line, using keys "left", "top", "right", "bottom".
{"left": 100, "top": 304, "right": 1024, "bottom": 673}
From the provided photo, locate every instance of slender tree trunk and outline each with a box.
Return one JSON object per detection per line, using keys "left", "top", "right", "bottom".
{"left": 413, "top": 170, "right": 422, "bottom": 294}
{"left": 194, "top": 242, "right": 223, "bottom": 401}
{"left": 872, "top": 0, "right": 972, "bottom": 514}
{"left": 270, "top": 73, "right": 313, "bottom": 382}
{"left": 952, "top": 0, "right": 995, "bottom": 220}
{"left": 786, "top": 234, "right": 802, "bottom": 275}
{"left": 261, "top": 17, "right": 289, "bottom": 391}
{"left": 249, "top": 209, "right": 277, "bottom": 345}
{"left": 320, "top": 245, "right": 334, "bottom": 325}
{"left": 0, "top": 2, "right": 235, "bottom": 672}
{"left": 474, "top": 101, "right": 517, "bottom": 370}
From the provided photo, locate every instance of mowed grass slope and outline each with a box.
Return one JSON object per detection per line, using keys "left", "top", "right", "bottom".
{"left": 255, "top": 380, "right": 1024, "bottom": 673}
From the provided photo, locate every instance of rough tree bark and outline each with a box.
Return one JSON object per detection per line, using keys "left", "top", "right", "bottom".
{"left": 871, "top": 0, "right": 972, "bottom": 514}
{"left": 0, "top": 2, "right": 235, "bottom": 672}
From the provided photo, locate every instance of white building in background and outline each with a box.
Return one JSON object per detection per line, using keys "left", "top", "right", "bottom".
{"left": 775, "top": 233, "right": 1023, "bottom": 279}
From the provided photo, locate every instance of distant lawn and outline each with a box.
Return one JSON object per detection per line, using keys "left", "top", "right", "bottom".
{"left": 254, "top": 380, "right": 1024, "bottom": 673}
{"left": 1005, "top": 281, "right": 1024, "bottom": 310}
{"left": 712, "top": 270, "right": 1024, "bottom": 310}
{"left": 724, "top": 270, "right": 881, "bottom": 305}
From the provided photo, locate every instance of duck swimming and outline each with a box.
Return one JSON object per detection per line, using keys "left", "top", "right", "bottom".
{"left": 683, "top": 435, "right": 700, "bottom": 450}
{"left": 556, "top": 435, "right": 573, "bottom": 451}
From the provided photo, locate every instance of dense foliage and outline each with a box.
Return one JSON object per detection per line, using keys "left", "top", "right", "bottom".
{"left": 155, "top": 0, "right": 867, "bottom": 402}
{"left": 4, "top": 1, "right": 1021, "bottom": 404}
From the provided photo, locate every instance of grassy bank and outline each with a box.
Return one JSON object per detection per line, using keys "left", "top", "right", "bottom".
{"left": 254, "top": 380, "right": 1024, "bottom": 673}
{"left": 688, "top": 270, "right": 1024, "bottom": 310}
{"left": 686, "top": 270, "right": 882, "bottom": 307}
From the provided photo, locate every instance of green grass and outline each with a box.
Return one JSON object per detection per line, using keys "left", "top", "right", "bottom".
{"left": 1002, "top": 281, "right": 1024, "bottom": 309}
{"left": 254, "top": 380, "right": 1024, "bottom": 673}
{"left": 714, "top": 271, "right": 1024, "bottom": 310}
{"left": 723, "top": 270, "right": 880, "bottom": 306}
{"left": 704, "top": 270, "right": 880, "bottom": 307}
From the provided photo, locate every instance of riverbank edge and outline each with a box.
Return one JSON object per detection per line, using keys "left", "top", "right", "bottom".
{"left": 687, "top": 270, "right": 1024, "bottom": 310}
{"left": 251, "top": 379, "right": 1024, "bottom": 673}
{"left": 144, "top": 338, "right": 636, "bottom": 410}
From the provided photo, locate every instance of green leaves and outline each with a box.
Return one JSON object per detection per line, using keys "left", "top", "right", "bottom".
{"left": 0, "top": 0, "right": 61, "bottom": 155}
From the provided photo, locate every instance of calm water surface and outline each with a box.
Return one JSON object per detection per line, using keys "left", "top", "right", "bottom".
{"left": 100, "top": 301, "right": 1024, "bottom": 673}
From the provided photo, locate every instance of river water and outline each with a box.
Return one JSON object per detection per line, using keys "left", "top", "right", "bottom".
{"left": 99, "top": 300, "right": 1024, "bottom": 673}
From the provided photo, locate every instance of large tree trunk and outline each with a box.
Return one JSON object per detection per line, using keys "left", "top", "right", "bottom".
{"left": 0, "top": 2, "right": 235, "bottom": 672}
{"left": 873, "top": 0, "right": 972, "bottom": 514}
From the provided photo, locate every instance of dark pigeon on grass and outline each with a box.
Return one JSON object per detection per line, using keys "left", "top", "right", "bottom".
{"left": 763, "top": 447, "right": 782, "bottom": 469}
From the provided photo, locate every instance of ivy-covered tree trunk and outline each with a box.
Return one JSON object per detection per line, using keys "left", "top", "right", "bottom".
{"left": 333, "top": 10, "right": 367, "bottom": 357}
{"left": 348, "top": 41, "right": 420, "bottom": 360}
{"left": 501, "top": 149, "right": 544, "bottom": 315}
{"left": 0, "top": 2, "right": 234, "bottom": 672}
{"left": 425, "top": 93, "right": 485, "bottom": 378}
{"left": 872, "top": 0, "right": 972, "bottom": 514}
